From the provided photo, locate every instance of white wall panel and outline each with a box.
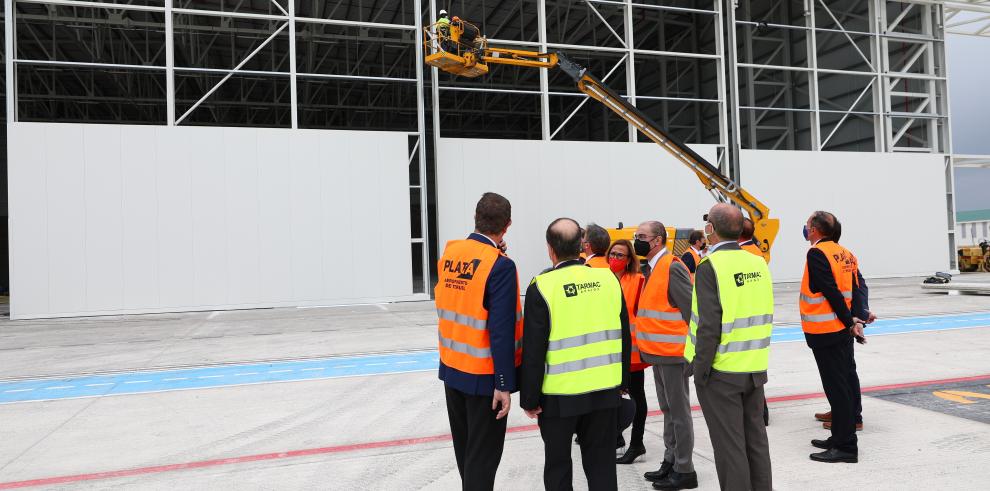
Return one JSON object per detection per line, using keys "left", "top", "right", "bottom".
{"left": 156, "top": 128, "right": 196, "bottom": 308}
{"left": 322, "top": 133, "right": 360, "bottom": 300}
{"left": 288, "top": 132, "right": 324, "bottom": 302}
{"left": 381, "top": 144, "right": 414, "bottom": 297}
{"left": 224, "top": 128, "right": 262, "bottom": 305}
{"left": 7, "top": 124, "right": 49, "bottom": 317}
{"left": 187, "top": 127, "right": 229, "bottom": 307}
{"left": 740, "top": 150, "right": 949, "bottom": 282}
{"left": 437, "top": 138, "right": 718, "bottom": 285}
{"left": 45, "top": 124, "right": 88, "bottom": 314}
{"left": 82, "top": 125, "right": 124, "bottom": 311}
{"left": 256, "top": 130, "right": 294, "bottom": 303}
{"left": 8, "top": 123, "right": 417, "bottom": 319}
{"left": 120, "top": 127, "right": 160, "bottom": 309}
{"left": 437, "top": 140, "right": 949, "bottom": 285}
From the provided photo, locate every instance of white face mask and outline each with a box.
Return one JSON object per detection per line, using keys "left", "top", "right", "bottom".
{"left": 703, "top": 222, "right": 716, "bottom": 245}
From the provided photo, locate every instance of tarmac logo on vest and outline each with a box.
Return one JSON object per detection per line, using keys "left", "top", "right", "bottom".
{"left": 563, "top": 281, "right": 601, "bottom": 297}
{"left": 734, "top": 271, "right": 763, "bottom": 287}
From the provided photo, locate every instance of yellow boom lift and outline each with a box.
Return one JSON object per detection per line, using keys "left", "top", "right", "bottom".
{"left": 425, "top": 19, "right": 780, "bottom": 262}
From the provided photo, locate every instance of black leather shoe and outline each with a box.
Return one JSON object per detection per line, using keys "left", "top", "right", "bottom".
{"left": 810, "top": 448, "right": 858, "bottom": 463}
{"left": 644, "top": 461, "right": 673, "bottom": 482}
{"left": 616, "top": 444, "right": 646, "bottom": 464}
{"left": 616, "top": 434, "right": 626, "bottom": 449}
{"left": 811, "top": 439, "right": 832, "bottom": 450}
{"left": 652, "top": 470, "right": 698, "bottom": 490}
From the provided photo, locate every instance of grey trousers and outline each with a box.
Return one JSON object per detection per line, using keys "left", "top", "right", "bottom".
{"left": 652, "top": 363, "right": 695, "bottom": 473}
{"left": 695, "top": 375, "right": 772, "bottom": 491}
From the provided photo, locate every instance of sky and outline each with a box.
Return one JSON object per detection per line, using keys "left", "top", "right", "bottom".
{"left": 947, "top": 34, "right": 990, "bottom": 211}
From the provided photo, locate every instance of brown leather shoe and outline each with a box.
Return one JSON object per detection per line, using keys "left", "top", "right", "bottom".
{"left": 815, "top": 411, "right": 832, "bottom": 422}
{"left": 823, "top": 421, "right": 863, "bottom": 431}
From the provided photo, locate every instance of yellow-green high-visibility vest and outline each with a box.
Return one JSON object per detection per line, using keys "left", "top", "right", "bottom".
{"left": 534, "top": 265, "right": 624, "bottom": 395}
{"left": 684, "top": 248, "right": 774, "bottom": 373}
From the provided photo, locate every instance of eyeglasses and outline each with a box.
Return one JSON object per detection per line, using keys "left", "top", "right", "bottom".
{"left": 633, "top": 234, "right": 657, "bottom": 241}
{"left": 608, "top": 252, "right": 628, "bottom": 259}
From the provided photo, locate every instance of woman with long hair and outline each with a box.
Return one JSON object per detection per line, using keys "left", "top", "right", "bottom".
{"left": 609, "top": 239, "right": 651, "bottom": 464}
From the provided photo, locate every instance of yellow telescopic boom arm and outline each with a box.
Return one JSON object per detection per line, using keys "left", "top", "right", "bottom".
{"left": 554, "top": 55, "right": 779, "bottom": 261}
{"left": 424, "top": 25, "right": 779, "bottom": 261}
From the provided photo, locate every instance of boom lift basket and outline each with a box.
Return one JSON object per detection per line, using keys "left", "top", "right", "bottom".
{"left": 424, "top": 19, "right": 490, "bottom": 78}
{"left": 424, "top": 51, "right": 489, "bottom": 78}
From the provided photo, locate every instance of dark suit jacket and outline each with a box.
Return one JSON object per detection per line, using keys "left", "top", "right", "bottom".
{"left": 680, "top": 251, "right": 697, "bottom": 273}
{"left": 852, "top": 270, "right": 870, "bottom": 320}
{"left": 692, "top": 242, "right": 768, "bottom": 388}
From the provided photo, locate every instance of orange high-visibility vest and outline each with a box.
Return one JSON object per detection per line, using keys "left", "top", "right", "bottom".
{"left": 741, "top": 241, "right": 766, "bottom": 262}
{"left": 687, "top": 248, "right": 701, "bottom": 268}
{"left": 619, "top": 272, "right": 649, "bottom": 371}
{"left": 636, "top": 254, "right": 691, "bottom": 358}
{"left": 435, "top": 239, "right": 523, "bottom": 374}
{"left": 799, "top": 241, "right": 858, "bottom": 335}
{"left": 586, "top": 255, "right": 609, "bottom": 269}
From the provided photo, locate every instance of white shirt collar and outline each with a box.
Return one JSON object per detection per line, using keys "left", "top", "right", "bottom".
{"left": 648, "top": 247, "right": 668, "bottom": 270}
{"left": 585, "top": 253, "right": 596, "bottom": 261}
{"left": 708, "top": 241, "right": 735, "bottom": 254}
{"left": 474, "top": 233, "right": 499, "bottom": 248}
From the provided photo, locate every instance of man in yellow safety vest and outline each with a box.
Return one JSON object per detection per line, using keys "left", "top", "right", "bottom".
{"left": 685, "top": 203, "right": 774, "bottom": 490}
{"left": 520, "top": 217, "right": 631, "bottom": 491}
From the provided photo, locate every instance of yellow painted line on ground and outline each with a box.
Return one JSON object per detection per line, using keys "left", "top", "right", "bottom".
{"left": 933, "top": 389, "right": 990, "bottom": 404}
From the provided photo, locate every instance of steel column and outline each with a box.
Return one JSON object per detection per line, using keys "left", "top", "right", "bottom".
{"left": 165, "top": 0, "right": 175, "bottom": 125}
{"left": 288, "top": 0, "right": 297, "bottom": 129}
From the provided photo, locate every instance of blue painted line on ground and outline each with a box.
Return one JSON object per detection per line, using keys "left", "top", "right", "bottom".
{"left": 2, "top": 311, "right": 989, "bottom": 405}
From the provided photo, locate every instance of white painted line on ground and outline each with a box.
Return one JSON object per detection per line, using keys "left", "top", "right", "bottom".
{"left": 300, "top": 368, "right": 324, "bottom": 372}
{"left": 123, "top": 380, "right": 152, "bottom": 384}
{"left": 198, "top": 375, "right": 223, "bottom": 379}
{"left": 336, "top": 365, "right": 356, "bottom": 369}
{"left": 233, "top": 372, "right": 259, "bottom": 377}
{"left": 44, "top": 386, "right": 73, "bottom": 390}
{"left": 366, "top": 363, "right": 387, "bottom": 366}
{"left": 85, "top": 383, "right": 114, "bottom": 387}
{"left": 269, "top": 370, "right": 292, "bottom": 374}
{"left": 396, "top": 361, "right": 418, "bottom": 365}
{"left": 3, "top": 388, "right": 34, "bottom": 393}
{"left": 163, "top": 377, "right": 188, "bottom": 382}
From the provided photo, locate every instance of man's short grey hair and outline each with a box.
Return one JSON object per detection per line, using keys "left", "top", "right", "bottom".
{"left": 708, "top": 204, "right": 743, "bottom": 241}
{"left": 809, "top": 211, "right": 837, "bottom": 239}
{"left": 644, "top": 220, "right": 667, "bottom": 245}
{"left": 584, "top": 223, "right": 611, "bottom": 256}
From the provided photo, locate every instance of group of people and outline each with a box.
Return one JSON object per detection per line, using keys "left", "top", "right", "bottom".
{"left": 436, "top": 192, "right": 874, "bottom": 491}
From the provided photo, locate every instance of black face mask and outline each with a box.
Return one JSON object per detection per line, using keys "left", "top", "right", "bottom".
{"left": 634, "top": 239, "right": 652, "bottom": 257}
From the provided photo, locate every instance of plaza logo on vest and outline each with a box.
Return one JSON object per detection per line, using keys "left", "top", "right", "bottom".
{"left": 443, "top": 258, "right": 482, "bottom": 280}
{"left": 831, "top": 251, "right": 858, "bottom": 273}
